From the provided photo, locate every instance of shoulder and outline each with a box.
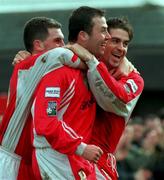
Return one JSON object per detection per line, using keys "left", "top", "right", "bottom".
{"left": 45, "top": 47, "right": 74, "bottom": 60}
{"left": 126, "top": 71, "right": 144, "bottom": 84}
{"left": 42, "top": 65, "right": 80, "bottom": 82}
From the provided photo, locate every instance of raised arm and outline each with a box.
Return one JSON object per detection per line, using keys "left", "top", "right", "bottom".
{"left": 64, "top": 44, "right": 144, "bottom": 121}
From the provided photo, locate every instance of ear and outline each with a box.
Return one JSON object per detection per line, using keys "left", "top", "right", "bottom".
{"left": 33, "top": 39, "right": 44, "bottom": 52}
{"left": 78, "top": 31, "right": 89, "bottom": 41}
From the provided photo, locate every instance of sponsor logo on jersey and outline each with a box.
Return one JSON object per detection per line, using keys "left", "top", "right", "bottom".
{"left": 46, "top": 101, "right": 57, "bottom": 116}
{"left": 45, "top": 87, "right": 60, "bottom": 97}
{"left": 126, "top": 79, "right": 138, "bottom": 93}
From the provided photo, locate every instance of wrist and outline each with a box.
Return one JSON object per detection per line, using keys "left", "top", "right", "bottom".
{"left": 85, "top": 56, "right": 99, "bottom": 70}
{"left": 75, "top": 142, "right": 87, "bottom": 156}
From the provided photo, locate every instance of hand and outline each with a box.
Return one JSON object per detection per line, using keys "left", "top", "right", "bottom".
{"left": 65, "top": 43, "right": 94, "bottom": 62}
{"left": 12, "top": 50, "right": 31, "bottom": 66}
{"left": 111, "top": 57, "right": 139, "bottom": 79}
{"left": 81, "top": 144, "right": 103, "bottom": 163}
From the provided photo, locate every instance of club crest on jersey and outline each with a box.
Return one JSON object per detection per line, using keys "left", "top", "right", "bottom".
{"left": 47, "top": 101, "right": 57, "bottom": 116}
{"left": 45, "top": 87, "right": 60, "bottom": 98}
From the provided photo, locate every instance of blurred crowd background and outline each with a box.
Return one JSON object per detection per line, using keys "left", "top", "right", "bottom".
{"left": 0, "top": 0, "right": 164, "bottom": 179}
{"left": 116, "top": 112, "right": 164, "bottom": 179}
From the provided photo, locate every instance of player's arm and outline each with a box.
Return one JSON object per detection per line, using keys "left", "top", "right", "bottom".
{"left": 64, "top": 44, "right": 144, "bottom": 119}
{"left": 87, "top": 60, "right": 144, "bottom": 120}
{"left": 12, "top": 47, "right": 87, "bottom": 69}
{"left": 65, "top": 43, "right": 137, "bottom": 77}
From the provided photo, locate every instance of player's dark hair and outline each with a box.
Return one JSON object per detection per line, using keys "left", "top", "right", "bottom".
{"left": 68, "top": 6, "right": 105, "bottom": 42}
{"left": 24, "top": 17, "right": 61, "bottom": 52}
{"left": 107, "top": 17, "right": 133, "bottom": 41}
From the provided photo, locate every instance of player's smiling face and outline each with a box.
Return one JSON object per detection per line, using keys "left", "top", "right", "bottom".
{"left": 84, "top": 16, "right": 110, "bottom": 58}
{"left": 103, "top": 28, "right": 130, "bottom": 69}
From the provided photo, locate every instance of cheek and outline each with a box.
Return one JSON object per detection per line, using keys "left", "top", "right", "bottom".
{"left": 124, "top": 48, "right": 128, "bottom": 55}
{"left": 104, "top": 46, "right": 111, "bottom": 57}
{"left": 46, "top": 39, "right": 58, "bottom": 47}
{"left": 105, "top": 42, "right": 112, "bottom": 51}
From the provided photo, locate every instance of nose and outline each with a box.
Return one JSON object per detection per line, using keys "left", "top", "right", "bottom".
{"left": 105, "top": 32, "right": 111, "bottom": 40}
{"left": 117, "top": 42, "right": 124, "bottom": 50}
{"left": 59, "top": 40, "right": 65, "bottom": 47}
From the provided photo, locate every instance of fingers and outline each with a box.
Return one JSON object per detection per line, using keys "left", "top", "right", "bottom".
{"left": 93, "top": 153, "right": 100, "bottom": 163}
{"left": 64, "top": 43, "right": 93, "bottom": 62}
{"left": 12, "top": 50, "right": 31, "bottom": 66}
{"left": 12, "top": 55, "right": 22, "bottom": 65}
{"left": 98, "top": 147, "right": 103, "bottom": 155}
{"left": 81, "top": 144, "right": 103, "bottom": 163}
{"left": 93, "top": 147, "right": 103, "bottom": 163}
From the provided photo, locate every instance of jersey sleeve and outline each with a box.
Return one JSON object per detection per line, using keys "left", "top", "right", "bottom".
{"left": 60, "top": 48, "right": 82, "bottom": 68}
{"left": 86, "top": 58, "right": 144, "bottom": 121}
{"left": 7, "top": 65, "right": 20, "bottom": 106}
{"left": 42, "top": 47, "right": 81, "bottom": 69}
{"left": 32, "top": 70, "right": 83, "bottom": 155}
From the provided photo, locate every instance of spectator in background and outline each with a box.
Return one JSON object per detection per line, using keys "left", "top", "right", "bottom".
{"left": 125, "top": 117, "right": 147, "bottom": 175}
{"left": 157, "top": 107, "right": 164, "bottom": 129}
{"left": 140, "top": 113, "right": 164, "bottom": 180}
{"left": 144, "top": 113, "right": 161, "bottom": 131}
{"left": 139, "top": 126, "right": 164, "bottom": 179}
{"left": 141, "top": 128, "right": 162, "bottom": 155}
{"left": 130, "top": 116, "right": 145, "bottom": 148}
{"left": 115, "top": 125, "right": 148, "bottom": 180}
{"left": 143, "top": 113, "right": 163, "bottom": 150}
{"left": 117, "top": 112, "right": 164, "bottom": 180}
{"left": 116, "top": 125, "right": 153, "bottom": 180}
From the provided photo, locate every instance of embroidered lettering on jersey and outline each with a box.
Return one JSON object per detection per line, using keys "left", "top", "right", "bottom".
{"left": 47, "top": 101, "right": 57, "bottom": 116}
{"left": 45, "top": 87, "right": 60, "bottom": 97}
{"left": 124, "top": 84, "right": 131, "bottom": 94}
{"left": 126, "top": 79, "right": 138, "bottom": 93}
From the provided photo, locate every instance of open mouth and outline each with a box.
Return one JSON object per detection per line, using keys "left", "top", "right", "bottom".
{"left": 112, "top": 53, "right": 121, "bottom": 60}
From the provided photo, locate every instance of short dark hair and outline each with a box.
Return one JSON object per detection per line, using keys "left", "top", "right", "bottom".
{"left": 107, "top": 17, "right": 133, "bottom": 41}
{"left": 68, "top": 6, "right": 105, "bottom": 42}
{"left": 23, "top": 17, "right": 62, "bottom": 53}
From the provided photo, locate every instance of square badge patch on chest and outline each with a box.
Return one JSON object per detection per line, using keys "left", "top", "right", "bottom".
{"left": 47, "top": 101, "right": 57, "bottom": 116}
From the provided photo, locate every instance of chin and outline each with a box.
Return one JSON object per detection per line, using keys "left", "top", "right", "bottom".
{"left": 109, "top": 62, "right": 119, "bottom": 68}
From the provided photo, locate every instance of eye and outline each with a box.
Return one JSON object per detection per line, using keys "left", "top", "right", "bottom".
{"left": 101, "top": 27, "right": 108, "bottom": 33}
{"left": 54, "top": 38, "right": 60, "bottom": 43}
{"left": 123, "top": 41, "right": 129, "bottom": 48}
{"left": 111, "top": 38, "right": 119, "bottom": 44}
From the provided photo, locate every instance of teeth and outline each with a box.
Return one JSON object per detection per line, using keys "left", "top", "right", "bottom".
{"left": 113, "top": 54, "right": 120, "bottom": 58}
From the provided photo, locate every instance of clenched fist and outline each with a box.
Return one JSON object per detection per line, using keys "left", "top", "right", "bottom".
{"left": 81, "top": 144, "right": 103, "bottom": 163}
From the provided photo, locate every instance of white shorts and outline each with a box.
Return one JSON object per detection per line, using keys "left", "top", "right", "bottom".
{"left": 0, "top": 146, "right": 21, "bottom": 180}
